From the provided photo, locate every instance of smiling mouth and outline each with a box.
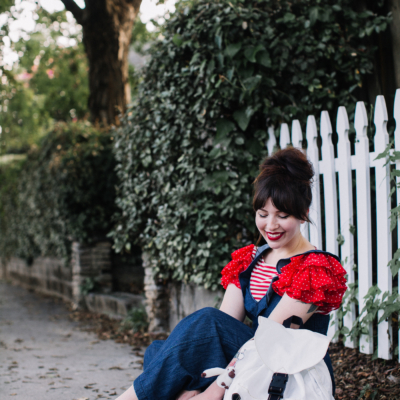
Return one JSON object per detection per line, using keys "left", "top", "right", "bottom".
{"left": 266, "top": 232, "right": 285, "bottom": 241}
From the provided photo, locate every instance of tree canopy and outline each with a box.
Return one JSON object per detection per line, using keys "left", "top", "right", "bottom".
{"left": 0, "top": 4, "right": 88, "bottom": 154}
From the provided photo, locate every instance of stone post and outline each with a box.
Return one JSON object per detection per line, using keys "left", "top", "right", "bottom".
{"left": 142, "top": 252, "right": 170, "bottom": 332}
{"left": 72, "top": 241, "right": 112, "bottom": 307}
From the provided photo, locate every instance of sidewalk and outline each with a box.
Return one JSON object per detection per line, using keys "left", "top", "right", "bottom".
{"left": 0, "top": 281, "right": 143, "bottom": 400}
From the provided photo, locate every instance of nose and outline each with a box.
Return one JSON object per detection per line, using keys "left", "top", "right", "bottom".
{"left": 267, "top": 215, "right": 280, "bottom": 231}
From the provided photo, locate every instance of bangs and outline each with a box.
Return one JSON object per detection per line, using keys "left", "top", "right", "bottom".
{"left": 253, "top": 174, "right": 311, "bottom": 222}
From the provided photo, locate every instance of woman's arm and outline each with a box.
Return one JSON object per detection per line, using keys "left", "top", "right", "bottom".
{"left": 219, "top": 283, "right": 246, "bottom": 322}
{"left": 268, "top": 292, "right": 318, "bottom": 326}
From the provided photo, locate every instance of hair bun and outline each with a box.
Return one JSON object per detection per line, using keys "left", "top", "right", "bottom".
{"left": 253, "top": 147, "right": 314, "bottom": 222}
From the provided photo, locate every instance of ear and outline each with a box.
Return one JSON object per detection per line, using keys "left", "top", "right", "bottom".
{"left": 300, "top": 209, "right": 310, "bottom": 224}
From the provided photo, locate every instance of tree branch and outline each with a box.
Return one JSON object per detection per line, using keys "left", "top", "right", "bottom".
{"left": 60, "top": 0, "right": 85, "bottom": 24}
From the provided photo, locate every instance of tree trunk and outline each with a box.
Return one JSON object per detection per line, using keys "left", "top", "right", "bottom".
{"left": 389, "top": 0, "right": 400, "bottom": 89}
{"left": 61, "top": 0, "right": 142, "bottom": 125}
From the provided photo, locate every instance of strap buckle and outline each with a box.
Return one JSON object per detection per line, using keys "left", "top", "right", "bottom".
{"left": 268, "top": 373, "right": 289, "bottom": 399}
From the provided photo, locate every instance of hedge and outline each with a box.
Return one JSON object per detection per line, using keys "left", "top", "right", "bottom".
{"left": 111, "top": 0, "right": 390, "bottom": 290}
{"left": 0, "top": 121, "right": 117, "bottom": 263}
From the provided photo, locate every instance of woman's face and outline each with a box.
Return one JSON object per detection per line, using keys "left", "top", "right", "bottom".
{"left": 255, "top": 198, "right": 304, "bottom": 250}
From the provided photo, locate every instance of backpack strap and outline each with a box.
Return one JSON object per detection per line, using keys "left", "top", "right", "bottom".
{"left": 267, "top": 316, "right": 304, "bottom": 399}
{"left": 268, "top": 373, "right": 289, "bottom": 400}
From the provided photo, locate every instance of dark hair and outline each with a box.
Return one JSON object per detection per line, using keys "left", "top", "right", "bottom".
{"left": 253, "top": 147, "right": 313, "bottom": 223}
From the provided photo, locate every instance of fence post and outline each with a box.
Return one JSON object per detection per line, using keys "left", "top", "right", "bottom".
{"left": 267, "top": 126, "right": 276, "bottom": 155}
{"left": 394, "top": 89, "right": 400, "bottom": 363}
{"left": 336, "top": 106, "right": 356, "bottom": 348}
{"left": 354, "top": 101, "right": 374, "bottom": 355}
{"left": 292, "top": 120, "right": 309, "bottom": 240}
{"left": 320, "top": 111, "right": 339, "bottom": 340}
{"left": 374, "top": 96, "right": 393, "bottom": 360}
{"left": 306, "top": 116, "right": 322, "bottom": 250}
{"left": 280, "top": 123, "right": 290, "bottom": 149}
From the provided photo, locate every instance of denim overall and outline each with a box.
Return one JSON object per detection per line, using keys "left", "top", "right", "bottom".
{"left": 134, "top": 244, "right": 336, "bottom": 400}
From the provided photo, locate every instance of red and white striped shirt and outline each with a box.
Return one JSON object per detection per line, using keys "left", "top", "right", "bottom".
{"left": 249, "top": 247, "right": 278, "bottom": 301}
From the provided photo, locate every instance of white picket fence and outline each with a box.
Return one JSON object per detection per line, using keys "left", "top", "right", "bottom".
{"left": 268, "top": 89, "right": 400, "bottom": 362}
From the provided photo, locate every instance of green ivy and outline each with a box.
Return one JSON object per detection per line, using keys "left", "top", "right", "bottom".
{"left": 111, "top": 0, "right": 390, "bottom": 290}
{"left": 0, "top": 121, "right": 117, "bottom": 263}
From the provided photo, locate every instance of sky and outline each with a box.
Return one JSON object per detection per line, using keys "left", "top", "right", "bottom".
{"left": 39, "top": 0, "right": 176, "bottom": 30}
{"left": 0, "top": 0, "right": 177, "bottom": 66}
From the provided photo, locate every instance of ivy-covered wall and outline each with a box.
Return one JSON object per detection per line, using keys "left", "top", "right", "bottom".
{"left": 0, "top": 121, "right": 117, "bottom": 263}
{"left": 111, "top": 0, "right": 390, "bottom": 290}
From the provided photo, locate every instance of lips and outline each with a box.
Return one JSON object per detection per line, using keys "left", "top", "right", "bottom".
{"left": 266, "top": 232, "right": 285, "bottom": 241}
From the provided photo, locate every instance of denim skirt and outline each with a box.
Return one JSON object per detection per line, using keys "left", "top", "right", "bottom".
{"left": 134, "top": 307, "right": 253, "bottom": 400}
{"left": 133, "top": 307, "right": 335, "bottom": 400}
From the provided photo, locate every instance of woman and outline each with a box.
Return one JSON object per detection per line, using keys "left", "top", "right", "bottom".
{"left": 117, "top": 147, "right": 347, "bottom": 400}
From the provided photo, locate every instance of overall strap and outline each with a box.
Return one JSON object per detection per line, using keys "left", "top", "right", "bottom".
{"left": 253, "top": 243, "right": 270, "bottom": 263}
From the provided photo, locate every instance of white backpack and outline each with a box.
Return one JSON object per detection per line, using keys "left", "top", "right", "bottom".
{"left": 202, "top": 316, "right": 334, "bottom": 400}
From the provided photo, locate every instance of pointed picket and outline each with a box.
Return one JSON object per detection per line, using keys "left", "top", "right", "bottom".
{"left": 320, "top": 111, "right": 339, "bottom": 255}
{"left": 306, "top": 115, "right": 322, "bottom": 250}
{"left": 267, "top": 126, "right": 277, "bottom": 155}
{"left": 291, "top": 120, "right": 309, "bottom": 240}
{"left": 354, "top": 101, "right": 374, "bottom": 355}
{"left": 320, "top": 111, "right": 339, "bottom": 340}
{"left": 336, "top": 106, "right": 356, "bottom": 348}
{"left": 280, "top": 123, "right": 290, "bottom": 149}
{"left": 373, "top": 96, "right": 392, "bottom": 360}
{"left": 394, "top": 89, "right": 400, "bottom": 363}
{"left": 292, "top": 120, "right": 303, "bottom": 150}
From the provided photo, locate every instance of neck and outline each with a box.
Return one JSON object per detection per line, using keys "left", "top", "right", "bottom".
{"left": 270, "top": 233, "right": 308, "bottom": 259}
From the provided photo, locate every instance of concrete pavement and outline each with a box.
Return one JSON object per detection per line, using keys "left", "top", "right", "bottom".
{"left": 0, "top": 281, "right": 143, "bottom": 400}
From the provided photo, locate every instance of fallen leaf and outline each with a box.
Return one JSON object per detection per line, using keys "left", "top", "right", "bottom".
{"left": 84, "top": 383, "right": 96, "bottom": 389}
{"left": 387, "top": 375, "right": 400, "bottom": 384}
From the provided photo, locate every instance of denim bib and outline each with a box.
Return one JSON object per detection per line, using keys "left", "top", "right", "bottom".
{"left": 238, "top": 243, "right": 339, "bottom": 333}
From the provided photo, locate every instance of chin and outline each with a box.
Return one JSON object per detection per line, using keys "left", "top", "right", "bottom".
{"left": 268, "top": 242, "right": 282, "bottom": 249}
{"left": 264, "top": 238, "right": 284, "bottom": 249}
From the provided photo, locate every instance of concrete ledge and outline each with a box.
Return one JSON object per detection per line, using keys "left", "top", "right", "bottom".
{"left": 2, "top": 257, "right": 73, "bottom": 302}
{"left": 84, "top": 292, "right": 145, "bottom": 319}
{"left": 168, "top": 282, "right": 223, "bottom": 331}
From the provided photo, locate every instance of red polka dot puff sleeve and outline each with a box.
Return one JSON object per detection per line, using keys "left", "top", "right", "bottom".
{"left": 221, "top": 244, "right": 255, "bottom": 290}
{"left": 271, "top": 252, "right": 347, "bottom": 314}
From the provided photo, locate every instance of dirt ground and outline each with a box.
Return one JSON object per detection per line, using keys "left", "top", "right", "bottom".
{"left": 2, "top": 280, "right": 399, "bottom": 400}
{"left": 75, "top": 311, "right": 400, "bottom": 400}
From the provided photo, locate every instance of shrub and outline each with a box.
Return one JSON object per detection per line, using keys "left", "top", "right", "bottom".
{"left": 0, "top": 121, "right": 117, "bottom": 263}
{"left": 0, "top": 157, "right": 26, "bottom": 260}
{"left": 119, "top": 307, "right": 149, "bottom": 333}
{"left": 111, "top": 0, "right": 390, "bottom": 290}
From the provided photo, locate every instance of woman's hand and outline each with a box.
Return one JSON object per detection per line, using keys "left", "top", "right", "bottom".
{"left": 176, "top": 390, "right": 201, "bottom": 400}
{"left": 189, "top": 381, "right": 225, "bottom": 400}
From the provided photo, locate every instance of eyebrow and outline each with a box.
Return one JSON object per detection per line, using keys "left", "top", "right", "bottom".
{"left": 259, "top": 208, "right": 288, "bottom": 214}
